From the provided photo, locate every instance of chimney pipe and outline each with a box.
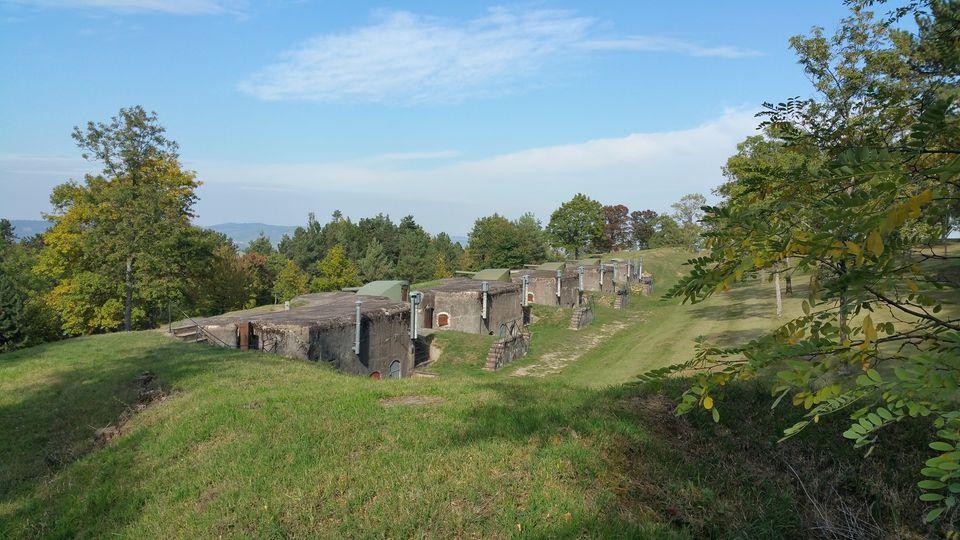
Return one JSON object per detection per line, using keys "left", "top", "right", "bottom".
{"left": 578, "top": 265, "right": 584, "bottom": 292}
{"left": 521, "top": 275, "right": 530, "bottom": 306}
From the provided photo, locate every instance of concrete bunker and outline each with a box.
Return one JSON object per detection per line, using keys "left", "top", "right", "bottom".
{"left": 511, "top": 264, "right": 581, "bottom": 308}
{"left": 178, "top": 292, "right": 417, "bottom": 378}
{"left": 576, "top": 259, "right": 617, "bottom": 294}
{"left": 417, "top": 277, "right": 522, "bottom": 335}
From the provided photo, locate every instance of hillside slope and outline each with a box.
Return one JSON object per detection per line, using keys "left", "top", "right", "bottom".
{"left": 0, "top": 248, "right": 938, "bottom": 538}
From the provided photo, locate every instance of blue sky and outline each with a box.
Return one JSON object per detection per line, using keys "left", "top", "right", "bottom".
{"left": 1, "top": 0, "right": 852, "bottom": 235}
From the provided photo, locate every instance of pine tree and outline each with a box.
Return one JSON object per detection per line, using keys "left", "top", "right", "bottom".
{"left": 358, "top": 239, "right": 393, "bottom": 282}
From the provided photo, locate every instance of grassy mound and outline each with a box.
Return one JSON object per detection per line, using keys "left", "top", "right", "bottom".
{"left": 0, "top": 247, "right": 943, "bottom": 537}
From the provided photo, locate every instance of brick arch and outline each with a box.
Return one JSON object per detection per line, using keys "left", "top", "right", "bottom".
{"left": 436, "top": 312, "right": 450, "bottom": 327}
{"left": 526, "top": 292, "right": 535, "bottom": 303}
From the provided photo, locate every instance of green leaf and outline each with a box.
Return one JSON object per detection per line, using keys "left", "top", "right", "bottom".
{"left": 930, "top": 441, "right": 954, "bottom": 452}
{"left": 918, "top": 480, "right": 946, "bottom": 489}
{"left": 925, "top": 506, "right": 945, "bottom": 523}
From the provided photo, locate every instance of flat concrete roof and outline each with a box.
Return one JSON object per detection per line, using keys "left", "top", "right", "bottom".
{"left": 421, "top": 277, "right": 519, "bottom": 294}
{"left": 193, "top": 292, "right": 408, "bottom": 330}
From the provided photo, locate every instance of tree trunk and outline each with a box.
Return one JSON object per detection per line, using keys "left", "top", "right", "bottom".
{"left": 784, "top": 256, "right": 793, "bottom": 296}
{"left": 774, "top": 266, "right": 783, "bottom": 318}
{"left": 124, "top": 256, "right": 134, "bottom": 331}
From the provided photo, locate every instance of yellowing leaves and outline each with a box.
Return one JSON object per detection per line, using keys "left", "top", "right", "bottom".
{"left": 703, "top": 396, "right": 714, "bottom": 410}
{"left": 866, "top": 231, "right": 884, "bottom": 257}
{"left": 863, "top": 314, "right": 877, "bottom": 344}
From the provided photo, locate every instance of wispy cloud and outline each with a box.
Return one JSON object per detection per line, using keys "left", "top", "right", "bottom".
{"left": 4, "top": 0, "right": 244, "bottom": 15}
{"left": 240, "top": 7, "right": 759, "bottom": 105}
{"left": 240, "top": 8, "right": 593, "bottom": 104}
{"left": 581, "top": 36, "right": 761, "bottom": 59}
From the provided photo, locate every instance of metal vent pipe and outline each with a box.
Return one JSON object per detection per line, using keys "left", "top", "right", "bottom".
{"left": 521, "top": 275, "right": 530, "bottom": 306}
{"left": 353, "top": 300, "right": 362, "bottom": 355}
{"left": 578, "top": 265, "right": 584, "bottom": 292}
{"left": 481, "top": 281, "right": 490, "bottom": 319}
{"left": 409, "top": 291, "right": 422, "bottom": 339}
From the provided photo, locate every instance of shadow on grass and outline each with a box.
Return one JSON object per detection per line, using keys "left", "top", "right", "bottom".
{"left": 687, "top": 301, "right": 774, "bottom": 321}
{"left": 0, "top": 337, "right": 238, "bottom": 500}
{"left": 444, "top": 377, "right": 938, "bottom": 538}
{"left": 699, "top": 329, "right": 766, "bottom": 347}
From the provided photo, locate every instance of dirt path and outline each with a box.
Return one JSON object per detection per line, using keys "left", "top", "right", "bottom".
{"left": 512, "top": 312, "right": 645, "bottom": 377}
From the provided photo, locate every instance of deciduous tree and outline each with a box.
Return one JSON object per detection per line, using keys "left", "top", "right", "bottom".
{"left": 546, "top": 193, "right": 605, "bottom": 258}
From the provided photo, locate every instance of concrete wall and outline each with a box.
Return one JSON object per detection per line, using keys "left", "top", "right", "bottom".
{"left": 610, "top": 261, "right": 637, "bottom": 284}
{"left": 202, "top": 322, "right": 240, "bottom": 348}
{"left": 252, "top": 310, "right": 414, "bottom": 378}
{"left": 514, "top": 273, "right": 580, "bottom": 308}
{"left": 420, "top": 288, "right": 522, "bottom": 335}
{"left": 581, "top": 265, "right": 617, "bottom": 294}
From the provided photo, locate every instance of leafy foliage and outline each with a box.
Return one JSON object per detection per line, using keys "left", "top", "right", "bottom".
{"left": 466, "top": 212, "right": 548, "bottom": 269}
{"left": 310, "top": 245, "right": 361, "bottom": 292}
{"left": 643, "top": 0, "right": 960, "bottom": 525}
{"left": 546, "top": 193, "right": 605, "bottom": 258}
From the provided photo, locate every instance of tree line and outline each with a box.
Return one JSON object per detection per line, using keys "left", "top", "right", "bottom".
{"left": 0, "top": 106, "right": 703, "bottom": 351}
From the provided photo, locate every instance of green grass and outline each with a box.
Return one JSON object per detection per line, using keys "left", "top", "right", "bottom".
{"left": 0, "top": 247, "right": 945, "bottom": 538}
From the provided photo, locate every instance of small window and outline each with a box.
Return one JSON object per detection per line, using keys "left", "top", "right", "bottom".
{"left": 388, "top": 360, "right": 401, "bottom": 379}
{"left": 437, "top": 312, "right": 450, "bottom": 327}
{"left": 526, "top": 292, "right": 535, "bottom": 303}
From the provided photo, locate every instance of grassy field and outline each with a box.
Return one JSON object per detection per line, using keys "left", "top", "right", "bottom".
{"left": 0, "top": 248, "right": 943, "bottom": 538}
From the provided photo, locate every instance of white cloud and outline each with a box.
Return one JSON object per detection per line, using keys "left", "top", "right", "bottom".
{"left": 581, "top": 36, "right": 761, "bottom": 59}
{"left": 4, "top": 0, "right": 244, "bottom": 15}
{"left": 240, "top": 8, "right": 759, "bottom": 105}
{"left": 187, "top": 108, "right": 759, "bottom": 230}
{"left": 240, "top": 8, "right": 593, "bottom": 104}
{"left": 0, "top": 109, "right": 759, "bottom": 232}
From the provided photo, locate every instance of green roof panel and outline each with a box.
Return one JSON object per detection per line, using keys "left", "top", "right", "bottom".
{"left": 470, "top": 268, "right": 512, "bottom": 282}
{"left": 537, "top": 262, "right": 566, "bottom": 272}
{"left": 356, "top": 280, "right": 410, "bottom": 301}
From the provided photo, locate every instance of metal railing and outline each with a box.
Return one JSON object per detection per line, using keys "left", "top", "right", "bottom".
{"left": 498, "top": 318, "right": 525, "bottom": 338}
{"left": 167, "top": 302, "right": 235, "bottom": 349}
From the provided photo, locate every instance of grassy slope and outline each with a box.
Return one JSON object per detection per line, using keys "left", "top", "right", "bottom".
{"left": 0, "top": 248, "right": 943, "bottom": 538}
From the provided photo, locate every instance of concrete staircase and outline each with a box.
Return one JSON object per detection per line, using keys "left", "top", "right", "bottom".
{"left": 485, "top": 330, "right": 532, "bottom": 370}
{"left": 569, "top": 306, "right": 594, "bottom": 330}
{"left": 170, "top": 324, "right": 207, "bottom": 344}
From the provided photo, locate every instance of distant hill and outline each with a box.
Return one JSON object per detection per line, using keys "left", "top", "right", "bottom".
{"left": 8, "top": 220, "right": 51, "bottom": 239}
{"left": 6, "top": 219, "right": 466, "bottom": 248}
{"left": 207, "top": 223, "right": 298, "bottom": 248}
